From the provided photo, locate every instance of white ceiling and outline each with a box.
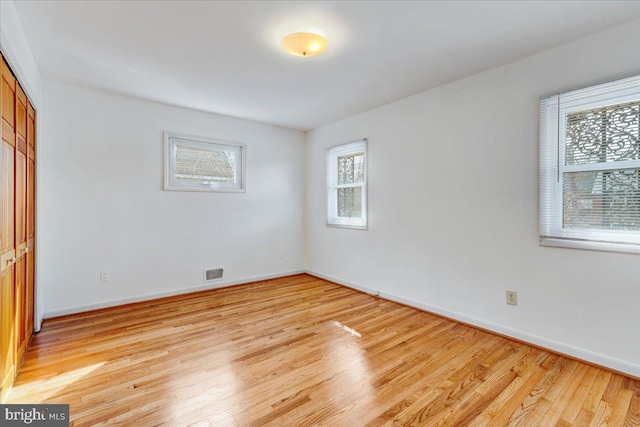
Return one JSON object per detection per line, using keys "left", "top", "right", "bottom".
{"left": 13, "top": 1, "right": 640, "bottom": 131}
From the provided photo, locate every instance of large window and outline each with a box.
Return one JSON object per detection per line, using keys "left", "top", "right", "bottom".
{"left": 539, "top": 75, "right": 640, "bottom": 253}
{"left": 327, "top": 139, "right": 367, "bottom": 229}
{"left": 164, "top": 132, "right": 245, "bottom": 192}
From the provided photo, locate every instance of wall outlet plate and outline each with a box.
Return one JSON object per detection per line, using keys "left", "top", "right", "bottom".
{"left": 506, "top": 290, "right": 517, "bottom": 306}
{"left": 100, "top": 271, "right": 110, "bottom": 282}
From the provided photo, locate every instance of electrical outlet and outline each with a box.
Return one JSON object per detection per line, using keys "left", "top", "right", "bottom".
{"left": 100, "top": 271, "right": 110, "bottom": 282}
{"left": 506, "top": 290, "right": 517, "bottom": 306}
{"left": 279, "top": 252, "right": 285, "bottom": 261}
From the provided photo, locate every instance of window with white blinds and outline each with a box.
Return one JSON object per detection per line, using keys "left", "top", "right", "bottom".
{"left": 539, "top": 75, "right": 640, "bottom": 253}
{"left": 164, "top": 132, "right": 245, "bottom": 192}
{"left": 327, "top": 139, "right": 367, "bottom": 229}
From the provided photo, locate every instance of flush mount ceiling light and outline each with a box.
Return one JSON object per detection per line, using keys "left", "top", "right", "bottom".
{"left": 281, "top": 32, "right": 328, "bottom": 57}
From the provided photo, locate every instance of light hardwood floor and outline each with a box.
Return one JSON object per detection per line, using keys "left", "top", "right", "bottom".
{"left": 8, "top": 274, "right": 640, "bottom": 426}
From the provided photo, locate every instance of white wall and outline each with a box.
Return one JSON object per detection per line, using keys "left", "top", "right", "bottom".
{"left": 305, "top": 21, "right": 640, "bottom": 376}
{"left": 41, "top": 81, "right": 305, "bottom": 316}
{"left": 0, "top": 0, "right": 41, "bottom": 107}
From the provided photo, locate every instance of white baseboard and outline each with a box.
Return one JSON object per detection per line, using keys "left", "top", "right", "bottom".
{"left": 43, "top": 269, "right": 305, "bottom": 319}
{"left": 304, "top": 269, "right": 379, "bottom": 295}
{"left": 304, "top": 269, "right": 640, "bottom": 378}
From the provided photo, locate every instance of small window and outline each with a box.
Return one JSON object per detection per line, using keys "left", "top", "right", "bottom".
{"left": 164, "top": 132, "right": 245, "bottom": 192}
{"left": 539, "top": 75, "right": 640, "bottom": 253}
{"left": 327, "top": 139, "right": 367, "bottom": 229}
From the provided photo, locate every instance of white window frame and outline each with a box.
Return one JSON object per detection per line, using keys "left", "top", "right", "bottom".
{"left": 164, "top": 131, "right": 246, "bottom": 193}
{"left": 539, "top": 75, "right": 640, "bottom": 254}
{"left": 326, "top": 139, "right": 368, "bottom": 229}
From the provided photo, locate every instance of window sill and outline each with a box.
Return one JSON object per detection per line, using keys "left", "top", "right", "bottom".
{"left": 539, "top": 237, "right": 640, "bottom": 254}
{"left": 326, "top": 223, "right": 367, "bottom": 231}
{"left": 164, "top": 185, "right": 246, "bottom": 193}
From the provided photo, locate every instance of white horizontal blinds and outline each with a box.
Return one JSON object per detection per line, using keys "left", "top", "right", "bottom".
{"left": 172, "top": 138, "right": 241, "bottom": 189}
{"left": 539, "top": 97, "right": 559, "bottom": 239}
{"left": 563, "top": 169, "right": 639, "bottom": 231}
{"left": 174, "top": 143, "right": 237, "bottom": 184}
{"left": 539, "top": 74, "right": 640, "bottom": 251}
{"left": 563, "top": 101, "right": 640, "bottom": 232}
{"left": 164, "top": 132, "right": 245, "bottom": 192}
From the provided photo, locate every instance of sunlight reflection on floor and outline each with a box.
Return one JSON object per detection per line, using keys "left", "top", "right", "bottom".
{"left": 8, "top": 362, "right": 106, "bottom": 403}
{"left": 330, "top": 320, "right": 362, "bottom": 338}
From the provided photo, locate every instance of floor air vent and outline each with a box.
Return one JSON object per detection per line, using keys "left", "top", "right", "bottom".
{"left": 204, "top": 268, "right": 224, "bottom": 282}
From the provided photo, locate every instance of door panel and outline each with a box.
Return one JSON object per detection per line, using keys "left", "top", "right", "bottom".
{"left": 25, "top": 249, "right": 34, "bottom": 340}
{"left": 0, "top": 58, "right": 16, "bottom": 402}
{"left": 14, "top": 259, "right": 25, "bottom": 363}
{"left": 14, "top": 87, "right": 27, "bottom": 364}
{"left": 0, "top": 143, "right": 14, "bottom": 382}
{"left": 1, "top": 267, "right": 15, "bottom": 403}
{"left": 26, "top": 104, "right": 35, "bottom": 341}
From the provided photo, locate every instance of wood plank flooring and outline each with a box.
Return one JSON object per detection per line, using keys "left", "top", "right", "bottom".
{"left": 8, "top": 274, "right": 640, "bottom": 426}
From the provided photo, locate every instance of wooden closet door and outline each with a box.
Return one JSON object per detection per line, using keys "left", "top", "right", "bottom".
{"left": 26, "top": 104, "right": 35, "bottom": 340}
{"left": 0, "top": 58, "right": 17, "bottom": 403}
{"left": 14, "top": 85, "right": 28, "bottom": 364}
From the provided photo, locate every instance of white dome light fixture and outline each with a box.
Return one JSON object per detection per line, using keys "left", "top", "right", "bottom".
{"left": 281, "top": 32, "right": 328, "bottom": 57}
